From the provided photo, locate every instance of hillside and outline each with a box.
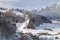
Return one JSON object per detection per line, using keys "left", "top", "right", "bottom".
{"left": 31, "top": 3, "right": 60, "bottom": 19}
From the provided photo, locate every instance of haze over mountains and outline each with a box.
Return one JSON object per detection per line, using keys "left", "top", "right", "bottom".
{"left": 31, "top": 3, "right": 60, "bottom": 19}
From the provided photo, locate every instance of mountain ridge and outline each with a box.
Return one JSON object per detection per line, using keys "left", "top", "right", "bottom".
{"left": 31, "top": 3, "right": 60, "bottom": 19}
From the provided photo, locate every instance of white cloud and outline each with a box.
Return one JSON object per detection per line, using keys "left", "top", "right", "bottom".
{"left": 0, "top": 0, "right": 18, "bottom": 8}
{"left": 0, "top": 0, "right": 60, "bottom": 10}
{"left": 0, "top": 0, "right": 17, "bottom": 2}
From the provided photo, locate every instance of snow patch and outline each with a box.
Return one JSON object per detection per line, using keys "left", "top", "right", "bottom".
{"left": 13, "top": 11, "right": 24, "bottom": 17}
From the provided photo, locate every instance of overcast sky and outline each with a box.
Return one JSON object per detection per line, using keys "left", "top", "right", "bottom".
{"left": 0, "top": 0, "right": 60, "bottom": 10}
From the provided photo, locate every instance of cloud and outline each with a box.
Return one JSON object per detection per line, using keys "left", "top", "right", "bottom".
{"left": 0, "top": 0, "right": 18, "bottom": 8}
{"left": 0, "top": 0, "right": 60, "bottom": 10}
{"left": 0, "top": 0, "right": 42, "bottom": 8}
{"left": 0, "top": 0, "right": 17, "bottom": 2}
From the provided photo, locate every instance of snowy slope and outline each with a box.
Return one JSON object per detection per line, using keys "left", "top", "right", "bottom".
{"left": 13, "top": 11, "right": 30, "bottom": 32}
{"left": 12, "top": 11, "right": 60, "bottom": 35}
{"left": 31, "top": 3, "right": 60, "bottom": 19}
{"left": 3, "top": 10, "right": 59, "bottom": 37}
{"left": 13, "top": 11, "right": 24, "bottom": 17}
{"left": 36, "top": 23, "right": 60, "bottom": 29}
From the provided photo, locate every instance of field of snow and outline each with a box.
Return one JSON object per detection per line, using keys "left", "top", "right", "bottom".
{"left": 36, "top": 23, "right": 60, "bottom": 29}
{"left": 39, "top": 35, "right": 60, "bottom": 40}
{"left": 15, "top": 11, "right": 60, "bottom": 35}
{"left": 12, "top": 11, "right": 60, "bottom": 40}
{"left": 16, "top": 23, "right": 60, "bottom": 35}
{"left": 1, "top": 10, "right": 60, "bottom": 40}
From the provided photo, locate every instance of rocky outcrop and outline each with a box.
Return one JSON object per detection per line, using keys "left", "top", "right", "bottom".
{"left": 27, "top": 14, "right": 52, "bottom": 29}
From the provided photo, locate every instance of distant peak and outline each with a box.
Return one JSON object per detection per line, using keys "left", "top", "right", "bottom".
{"left": 53, "top": 3, "right": 60, "bottom": 8}
{"left": 56, "top": 3, "right": 60, "bottom": 5}
{"left": 57, "top": 3, "right": 60, "bottom": 4}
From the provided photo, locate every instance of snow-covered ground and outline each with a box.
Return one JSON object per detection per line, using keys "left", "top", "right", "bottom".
{"left": 36, "top": 23, "right": 60, "bottom": 29}
{"left": 1, "top": 9, "right": 60, "bottom": 40}
{"left": 12, "top": 11, "right": 60, "bottom": 40}
{"left": 52, "top": 20, "right": 60, "bottom": 24}
{"left": 39, "top": 35, "right": 60, "bottom": 40}
{"left": 14, "top": 11, "right": 60, "bottom": 35}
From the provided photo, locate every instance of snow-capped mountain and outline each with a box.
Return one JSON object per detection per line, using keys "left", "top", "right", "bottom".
{"left": 31, "top": 3, "right": 60, "bottom": 19}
